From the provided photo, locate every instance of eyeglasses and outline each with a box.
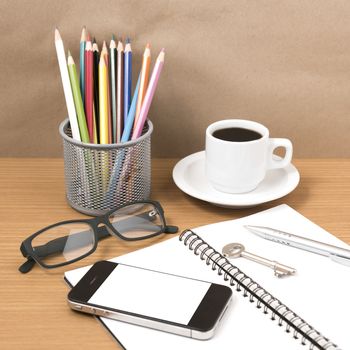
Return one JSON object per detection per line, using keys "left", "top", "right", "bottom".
{"left": 19, "top": 200, "right": 178, "bottom": 273}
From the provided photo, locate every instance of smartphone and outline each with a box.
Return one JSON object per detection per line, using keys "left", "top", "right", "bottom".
{"left": 67, "top": 260, "right": 232, "bottom": 340}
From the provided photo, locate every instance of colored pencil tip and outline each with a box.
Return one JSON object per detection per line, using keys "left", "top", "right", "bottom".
{"left": 146, "top": 43, "right": 150, "bottom": 48}
{"left": 85, "top": 40, "right": 92, "bottom": 50}
{"left": 109, "top": 38, "right": 116, "bottom": 49}
{"left": 67, "top": 50, "right": 72, "bottom": 57}
{"left": 161, "top": 48, "right": 165, "bottom": 52}
{"left": 92, "top": 42, "right": 99, "bottom": 52}
{"left": 93, "top": 37, "right": 96, "bottom": 43}
{"left": 80, "top": 26, "right": 87, "bottom": 42}
{"left": 117, "top": 41, "right": 124, "bottom": 50}
{"left": 112, "top": 34, "right": 115, "bottom": 40}
{"left": 86, "top": 32, "right": 91, "bottom": 42}
{"left": 126, "top": 37, "right": 130, "bottom": 44}
{"left": 54, "top": 28, "right": 61, "bottom": 41}
{"left": 99, "top": 54, "right": 106, "bottom": 65}
{"left": 157, "top": 49, "right": 165, "bottom": 62}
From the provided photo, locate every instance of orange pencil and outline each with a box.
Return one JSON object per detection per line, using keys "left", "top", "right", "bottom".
{"left": 134, "top": 43, "right": 151, "bottom": 128}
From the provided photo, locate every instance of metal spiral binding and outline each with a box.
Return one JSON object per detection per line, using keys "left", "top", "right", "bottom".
{"left": 179, "top": 229, "right": 340, "bottom": 350}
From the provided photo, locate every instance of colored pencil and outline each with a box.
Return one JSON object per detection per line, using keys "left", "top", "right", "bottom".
{"left": 121, "top": 74, "right": 141, "bottom": 142}
{"left": 102, "top": 41, "right": 112, "bottom": 143}
{"left": 132, "top": 49, "right": 165, "bottom": 140}
{"left": 92, "top": 104, "right": 98, "bottom": 143}
{"left": 98, "top": 53, "right": 109, "bottom": 144}
{"left": 80, "top": 26, "right": 87, "bottom": 105}
{"left": 85, "top": 37, "right": 94, "bottom": 142}
{"left": 67, "top": 52, "right": 89, "bottom": 143}
{"left": 110, "top": 35, "right": 117, "bottom": 143}
{"left": 134, "top": 43, "right": 151, "bottom": 128}
{"left": 54, "top": 28, "right": 80, "bottom": 141}
{"left": 116, "top": 41, "right": 124, "bottom": 142}
{"left": 92, "top": 39, "right": 100, "bottom": 143}
{"left": 124, "top": 38, "right": 132, "bottom": 125}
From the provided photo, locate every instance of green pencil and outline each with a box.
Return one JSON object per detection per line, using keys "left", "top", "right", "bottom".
{"left": 67, "top": 51, "right": 89, "bottom": 143}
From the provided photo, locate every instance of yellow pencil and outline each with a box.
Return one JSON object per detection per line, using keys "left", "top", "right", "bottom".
{"left": 99, "top": 54, "right": 108, "bottom": 144}
{"left": 134, "top": 43, "right": 151, "bottom": 127}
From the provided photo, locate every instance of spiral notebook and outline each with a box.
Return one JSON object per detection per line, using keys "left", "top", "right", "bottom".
{"left": 65, "top": 205, "right": 350, "bottom": 349}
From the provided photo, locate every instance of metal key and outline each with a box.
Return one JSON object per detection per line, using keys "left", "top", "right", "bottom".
{"left": 222, "top": 243, "right": 296, "bottom": 278}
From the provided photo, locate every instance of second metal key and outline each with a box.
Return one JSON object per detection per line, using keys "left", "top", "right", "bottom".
{"left": 222, "top": 243, "right": 296, "bottom": 278}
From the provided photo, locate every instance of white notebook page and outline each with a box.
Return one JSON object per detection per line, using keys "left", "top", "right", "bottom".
{"left": 65, "top": 204, "right": 350, "bottom": 349}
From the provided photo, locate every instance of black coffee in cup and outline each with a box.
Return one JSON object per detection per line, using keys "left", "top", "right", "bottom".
{"left": 206, "top": 119, "right": 293, "bottom": 193}
{"left": 212, "top": 127, "right": 262, "bottom": 142}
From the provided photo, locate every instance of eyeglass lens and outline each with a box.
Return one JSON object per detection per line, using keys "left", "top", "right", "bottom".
{"left": 108, "top": 203, "right": 164, "bottom": 239}
{"left": 31, "top": 222, "right": 95, "bottom": 266}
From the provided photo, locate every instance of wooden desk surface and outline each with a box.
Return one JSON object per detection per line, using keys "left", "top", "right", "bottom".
{"left": 0, "top": 158, "right": 349, "bottom": 349}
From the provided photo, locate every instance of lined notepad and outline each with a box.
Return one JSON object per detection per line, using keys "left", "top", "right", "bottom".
{"left": 65, "top": 205, "right": 350, "bottom": 349}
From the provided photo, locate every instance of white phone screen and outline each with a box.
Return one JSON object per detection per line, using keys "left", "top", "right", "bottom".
{"left": 88, "top": 264, "right": 211, "bottom": 325}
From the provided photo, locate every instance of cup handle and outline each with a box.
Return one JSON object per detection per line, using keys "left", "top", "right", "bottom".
{"left": 267, "top": 138, "right": 293, "bottom": 170}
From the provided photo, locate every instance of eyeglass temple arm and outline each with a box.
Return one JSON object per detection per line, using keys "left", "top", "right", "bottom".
{"left": 18, "top": 256, "right": 36, "bottom": 273}
{"left": 164, "top": 225, "right": 178, "bottom": 233}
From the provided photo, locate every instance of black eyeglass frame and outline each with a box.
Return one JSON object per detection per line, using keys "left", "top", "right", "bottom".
{"left": 19, "top": 200, "right": 178, "bottom": 273}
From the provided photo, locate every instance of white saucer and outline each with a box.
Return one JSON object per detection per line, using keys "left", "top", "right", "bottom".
{"left": 172, "top": 151, "right": 300, "bottom": 208}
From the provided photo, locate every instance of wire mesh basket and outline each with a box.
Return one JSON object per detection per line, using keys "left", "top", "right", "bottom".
{"left": 59, "top": 118, "right": 152, "bottom": 216}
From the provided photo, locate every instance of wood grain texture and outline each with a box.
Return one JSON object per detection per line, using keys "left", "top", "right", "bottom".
{"left": 0, "top": 158, "right": 349, "bottom": 349}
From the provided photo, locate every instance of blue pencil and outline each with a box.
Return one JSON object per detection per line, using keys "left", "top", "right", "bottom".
{"left": 107, "top": 74, "right": 140, "bottom": 198}
{"left": 123, "top": 38, "right": 132, "bottom": 125}
{"left": 80, "top": 26, "right": 86, "bottom": 104}
{"left": 121, "top": 74, "right": 141, "bottom": 142}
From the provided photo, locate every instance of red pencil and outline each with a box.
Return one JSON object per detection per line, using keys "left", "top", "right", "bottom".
{"left": 85, "top": 35, "right": 94, "bottom": 142}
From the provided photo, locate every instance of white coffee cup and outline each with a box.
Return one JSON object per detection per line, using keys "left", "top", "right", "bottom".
{"left": 205, "top": 119, "right": 293, "bottom": 194}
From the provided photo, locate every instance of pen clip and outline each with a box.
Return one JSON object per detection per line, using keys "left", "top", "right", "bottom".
{"left": 329, "top": 254, "right": 350, "bottom": 267}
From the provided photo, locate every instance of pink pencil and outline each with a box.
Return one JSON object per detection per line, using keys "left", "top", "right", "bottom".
{"left": 131, "top": 49, "right": 165, "bottom": 140}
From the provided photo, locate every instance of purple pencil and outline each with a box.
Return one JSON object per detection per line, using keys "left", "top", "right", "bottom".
{"left": 131, "top": 49, "right": 165, "bottom": 140}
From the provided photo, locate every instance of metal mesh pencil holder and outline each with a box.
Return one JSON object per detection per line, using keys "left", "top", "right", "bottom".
{"left": 59, "top": 118, "right": 153, "bottom": 216}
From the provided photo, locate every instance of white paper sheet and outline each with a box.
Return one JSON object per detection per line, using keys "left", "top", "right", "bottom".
{"left": 65, "top": 205, "right": 350, "bottom": 349}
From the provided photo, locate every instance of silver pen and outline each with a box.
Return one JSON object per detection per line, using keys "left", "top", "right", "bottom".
{"left": 244, "top": 225, "right": 350, "bottom": 267}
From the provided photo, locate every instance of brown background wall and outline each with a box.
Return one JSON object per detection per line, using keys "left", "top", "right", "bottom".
{"left": 1, "top": 0, "right": 350, "bottom": 158}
